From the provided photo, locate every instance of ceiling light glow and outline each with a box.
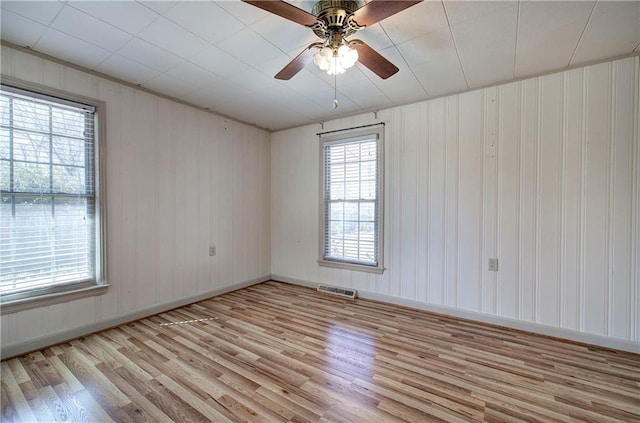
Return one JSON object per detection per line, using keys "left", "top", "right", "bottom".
{"left": 314, "top": 43, "right": 359, "bottom": 75}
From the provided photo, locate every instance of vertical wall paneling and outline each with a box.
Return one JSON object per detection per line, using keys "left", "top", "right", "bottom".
{"left": 1, "top": 46, "right": 271, "bottom": 356}
{"left": 610, "top": 59, "right": 634, "bottom": 340}
{"left": 232, "top": 122, "right": 244, "bottom": 283}
{"left": 538, "top": 73, "right": 563, "bottom": 327}
{"left": 218, "top": 121, "right": 234, "bottom": 285}
{"left": 497, "top": 82, "right": 520, "bottom": 319}
{"left": 632, "top": 57, "right": 639, "bottom": 343}
{"left": 428, "top": 99, "right": 446, "bottom": 305}
{"left": 483, "top": 87, "right": 498, "bottom": 315}
{"left": 457, "top": 91, "right": 483, "bottom": 311}
{"left": 584, "top": 63, "right": 610, "bottom": 336}
{"left": 156, "top": 98, "right": 177, "bottom": 306}
{"left": 559, "top": 72, "right": 567, "bottom": 329}
{"left": 173, "top": 104, "right": 190, "bottom": 299}
{"left": 608, "top": 62, "right": 617, "bottom": 338}
{"left": 133, "top": 91, "right": 156, "bottom": 308}
{"left": 445, "top": 96, "right": 460, "bottom": 308}
{"left": 579, "top": 67, "right": 588, "bottom": 332}
{"left": 416, "top": 102, "right": 429, "bottom": 303}
{"left": 517, "top": 81, "right": 526, "bottom": 322}
{"left": 520, "top": 79, "right": 538, "bottom": 322}
{"left": 271, "top": 56, "right": 640, "bottom": 347}
{"left": 195, "top": 112, "right": 208, "bottom": 293}
{"left": 400, "top": 105, "right": 418, "bottom": 299}
{"left": 1, "top": 313, "right": 15, "bottom": 347}
{"left": 389, "top": 108, "right": 402, "bottom": 297}
{"left": 118, "top": 86, "right": 137, "bottom": 312}
{"left": 562, "top": 68, "right": 582, "bottom": 331}
{"left": 531, "top": 79, "right": 544, "bottom": 322}
{"left": 260, "top": 127, "right": 271, "bottom": 278}
{"left": 208, "top": 117, "right": 221, "bottom": 289}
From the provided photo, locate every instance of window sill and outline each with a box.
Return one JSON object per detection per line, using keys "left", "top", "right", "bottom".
{"left": 1, "top": 284, "right": 110, "bottom": 315}
{"left": 318, "top": 259, "right": 385, "bottom": 274}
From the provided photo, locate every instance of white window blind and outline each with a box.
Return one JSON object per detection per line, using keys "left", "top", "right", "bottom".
{"left": 321, "top": 131, "right": 383, "bottom": 271}
{"left": 0, "top": 85, "right": 98, "bottom": 298}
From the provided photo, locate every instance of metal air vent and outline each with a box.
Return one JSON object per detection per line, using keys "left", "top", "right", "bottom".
{"left": 317, "top": 284, "right": 357, "bottom": 299}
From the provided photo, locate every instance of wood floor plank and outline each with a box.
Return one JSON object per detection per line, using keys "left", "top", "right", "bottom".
{"left": 255, "top": 385, "right": 322, "bottom": 422}
{"left": 155, "top": 374, "right": 236, "bottom": 423}
{"left": 98, "top": 370, "right": 167, "bottom": 423}
{"left": 6, "top": 359, "right": 30, "bottom": 385}
{"left": 47, "top": 355, "right": 84, "bottom": 394}
{"left": 39, "top": 384, "right": 72, "bottom": 422}
{"left": 2, "top": 281, "right": 639, "bottom": 422}
{"left": 17, "top": 380, "right": 56, "bottom": 423}
{"left": 1, "top": 363, "right": 39, "bottom": 423}
{"left": 143, "top": 378, "right": 209, "bottom": 423}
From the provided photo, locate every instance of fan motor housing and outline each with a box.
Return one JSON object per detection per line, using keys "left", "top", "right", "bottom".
{"left": 311, "top": 0, "right": 362, "bottom": 38}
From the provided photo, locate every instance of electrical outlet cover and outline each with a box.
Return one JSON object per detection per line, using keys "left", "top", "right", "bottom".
{"left": 488, "top": 258, "right": 498, "bottom": 271}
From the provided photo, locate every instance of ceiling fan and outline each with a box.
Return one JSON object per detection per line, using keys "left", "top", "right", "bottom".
{"left": 242, "top": 0, "right": 423, "bottom": 80}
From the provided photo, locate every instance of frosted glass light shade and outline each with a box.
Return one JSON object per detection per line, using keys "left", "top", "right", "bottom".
{"left": 313, "top": 44, "right": 359, "bottom": 75}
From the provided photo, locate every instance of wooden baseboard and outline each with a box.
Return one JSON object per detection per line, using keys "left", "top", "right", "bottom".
{"left": 4, "top": 274, "right": 637, "bottom": 358}
{"left": 271, "top": 274, "right": 640, "bottom": 354}
{"left": 1, "top": 275, "right": 270, "bottom": 359}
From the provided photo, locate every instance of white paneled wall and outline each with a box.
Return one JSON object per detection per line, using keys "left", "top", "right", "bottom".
{"left": 271, "top": 56, "right": 639, "bottom": 349}
{"left": 1, "top": 46, "right": 270, "bottom": 356}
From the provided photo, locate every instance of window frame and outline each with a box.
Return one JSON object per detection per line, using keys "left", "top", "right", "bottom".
{"left": 318, "top": 126, "right": 385, "bottom": 274}
{"left": 0, "top": 77, "right": 108, "bottom": 314}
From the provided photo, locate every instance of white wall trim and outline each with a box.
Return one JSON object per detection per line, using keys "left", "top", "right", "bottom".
{"left": 272, "top": 274, "right": 640, "bottom": 354}
{"left": 0, "top": 275, "right": 270, "bottom": 360}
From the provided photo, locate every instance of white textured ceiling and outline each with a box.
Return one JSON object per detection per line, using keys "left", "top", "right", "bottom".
{"left": 1, "top": 1, "right": 639, "bottom": 131}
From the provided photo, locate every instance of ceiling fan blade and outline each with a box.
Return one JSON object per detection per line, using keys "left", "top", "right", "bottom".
{"left": 242, "top": 1, "right": 319, "bottom": 27}
{"left": 352, "top": 0, "right": 423, "bottom": 27}
{"left": 353, "top": 41, "right": 399, "bottom": 79}
{"left": 275, "top": 44, "right": 322, "bottom": 80}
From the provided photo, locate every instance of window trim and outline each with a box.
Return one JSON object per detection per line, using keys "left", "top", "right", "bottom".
{"left": 0, "top": 76, "right": 108, "bottom": 314}
{"left": 318, "top": 126, "right": 385, "bottom": 274}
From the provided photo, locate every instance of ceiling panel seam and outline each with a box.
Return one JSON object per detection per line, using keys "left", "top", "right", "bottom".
{"left": 568, "top": 1, "right": 598, "bottom": 67}
{"left": 441, "top": 0, "right": 469, "bottom": 90}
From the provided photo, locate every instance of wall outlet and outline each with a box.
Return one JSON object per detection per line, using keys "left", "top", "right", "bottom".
{"left": 209, "top": 246, "right": 216, "bottom": 256}
{"left": 488, "top": 258, "right": 498, "bottom": 271}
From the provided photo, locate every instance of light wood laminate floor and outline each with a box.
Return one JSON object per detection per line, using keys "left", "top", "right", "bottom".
{"left": 2, "top": 281, "right": 639, "bottom": 422}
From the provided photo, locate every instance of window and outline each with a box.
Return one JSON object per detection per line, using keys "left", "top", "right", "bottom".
{"left": 0, "top": 83, "right": 106, "bottom": 311}
{"left": 319, "top": 127, "right": 384, "bottom": 273}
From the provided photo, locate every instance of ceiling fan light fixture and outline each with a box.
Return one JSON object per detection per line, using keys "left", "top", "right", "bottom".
{"left": 242, "top": 0, "right": 423, "bottom": 80}
{"left": 313, "top": 46, "right": 334, "bottom": 71}
{"left": 313, "top": 43, "right": 359, "bottom": 75}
